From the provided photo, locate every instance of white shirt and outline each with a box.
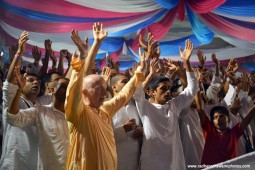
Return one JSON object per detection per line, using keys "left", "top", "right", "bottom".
{"left": 134, "top": 72, "right": 198, "bottom": 170}
{"left": 5, "top": 104, "right": 69, "bottom": 170}
{"left": 112, "top": 99, "right": 141, "bottom": 170}
{"left": 179, "top": 108, "right": 205, "bottom": 168}
{"left": 0, "top": 81, "right": 52, "bottom": 170}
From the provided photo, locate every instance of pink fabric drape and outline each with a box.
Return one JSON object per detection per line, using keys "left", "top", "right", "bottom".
{"left": 0, "top": 8, "right": 150, "bottom": 32}
{"left": 5, "top": 0, "right": 149, "bottom": 18}
{"left": 187, "top": 0, "right": 226, "bottom": 14}
{"left": 200, "top": 12, "right": 255, "bottom": 42}
{"left": 128, "top": 28, "right": 147, "bottom": 51}
{"left": 148, "top": 7, "right": 178, "bottom": 40}
{"left": 178, "top": 0, "right": 185, "bottom": 21}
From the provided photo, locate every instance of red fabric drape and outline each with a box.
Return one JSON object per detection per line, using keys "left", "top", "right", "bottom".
{"left": 148, "top": 7, "right": 178, "bottom": 40}
{"left": 200, "top": 12, "right": 255, "bottom": 42}
{"left": 187, "top": 0, "right": 226, "bottom": 14}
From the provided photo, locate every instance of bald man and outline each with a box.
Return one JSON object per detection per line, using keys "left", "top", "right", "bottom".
{"left": 65, "top": 57, "right": 145, "bottom": 170}
{"left": 65, "top": 23, "right": 146, "bottom": 170}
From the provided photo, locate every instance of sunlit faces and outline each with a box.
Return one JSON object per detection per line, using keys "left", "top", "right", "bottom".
{"left": 83, "top": 76, "right": 108, "bottom": 109}
{"left": 22, "top": 75, "right": 41, "bottom": 96}
{"left": 212, "top": 112, "right": 229, "bottom": 131}
{"left": 151, "top": 81, "right": 171, "bottom": 105}
{"left": 112, "top": 75, "right": 129, "bottom": 94}
{"left": 48, "top": 73, "right": 62, "bottom": 93}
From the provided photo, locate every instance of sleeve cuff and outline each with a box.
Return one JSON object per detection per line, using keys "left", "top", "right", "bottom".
{"left": 135, "top": 66, "right": 145, "bottom": 82}
{"left": 186, "top": 71, "right": 196, "bottom": 80}
{"left": 71, "top": 57, "right": 85, "bottom": 71}
{"left": 4, "top": 108, "right": 19, "bottom": 123}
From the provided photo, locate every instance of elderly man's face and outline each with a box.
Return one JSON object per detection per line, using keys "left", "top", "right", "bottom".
{"left": 86, "top": 78, "right": 107, "bottom": 109}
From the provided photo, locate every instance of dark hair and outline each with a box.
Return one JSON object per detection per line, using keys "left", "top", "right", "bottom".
{"left": 26, "top": 72, "right": 39, "bottom": 79}
{"left": 210, "top": 106, "right": 229, "bottom": 123}
{"left": 49, "top": 71, "right": 63, "bottom": 81}
{"left": 110, "top": 73, "right": 127, "bottom": 87}
{"left": 148, "top": 76, "right": 170, "bottom": 90}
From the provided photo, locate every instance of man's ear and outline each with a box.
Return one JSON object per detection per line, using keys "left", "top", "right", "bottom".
{"left": 82, "top": 88, "right": 88, "bottom": 96}
{"left": 149, "top": 89, "right": 155, "bottom": 98}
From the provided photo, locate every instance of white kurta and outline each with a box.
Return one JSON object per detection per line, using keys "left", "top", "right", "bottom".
{"left": 179, "top": 108, "right": 205, "bottom": 169}
{"left": 0, "top": 81, "right": 52, "bottom": 170}
{"left": 5, "top": 104, "right": 69, "bottom": 170}
{"left": 112, "top": 99, "right": 141, "bottom": 170}
{"left": 134, "top": 72, "right": 198, "bottom": 170}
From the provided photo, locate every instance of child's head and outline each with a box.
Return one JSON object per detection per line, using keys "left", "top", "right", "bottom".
{"left": 210, "top": 106, "right": 230, "bottom": 131}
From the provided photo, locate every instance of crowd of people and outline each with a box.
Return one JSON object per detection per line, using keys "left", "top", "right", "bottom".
{"left": 0, "top": 22, "right": 255, "bottom": 170}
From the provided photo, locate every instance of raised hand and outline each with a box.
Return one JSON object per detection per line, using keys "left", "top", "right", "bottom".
{"left": 128, "top": 62, "right": 139, "bottom": 77}
{"left": 32, "top": 46, "right": 42, "bottom": 62}
{"left": 139, "top": 33, "right": 158, "bottom": 59}
{"left": 149, "top": 57, "right": 160, "bottom": 76}
{"left": 179, "top": 39, "right": 194, "bottom": 62}
{"left": 211, "top": 53, "right": 218, "bottom": 64}
{"left": 101, "top": 66, "right": 112, "bottom": 83}
{"left": 71, "top": 29, "right": 89, "bottom": 59}
{"left": 50, "top": 51, "right": 57, "bottom": 64}
{"left": 14, "top": 66, "right": 26, "bottom": 89}
{"left": 60, "top": 49, "right": 68, "bottom": 59}
{"left": 93, "top": 22, "right": 108, "bottom": 42}
{"left": 44, "top": 39, "right": 52, "bottom": 53}
{"left": 138, "top": 47, "right": 146, "bottom": 72}
{"left": 17, "top": 31, "right": 29, "bottom": 55}
{"left": 197, "top": 48, "right": 206, "bottom": 67}
{"left": 164, "top": 59, "right": 178, "bottom": 72}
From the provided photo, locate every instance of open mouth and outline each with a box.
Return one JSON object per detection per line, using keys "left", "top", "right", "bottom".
{"left": 164, "top": 95, "right": 170, "bottom": 100}
{"left": 31, "top": 86, "right": 39, "bottom": 91}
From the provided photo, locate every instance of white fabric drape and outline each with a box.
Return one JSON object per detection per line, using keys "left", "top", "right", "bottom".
{"left": 65, "top": 0, "right": 162, "bottom": 12}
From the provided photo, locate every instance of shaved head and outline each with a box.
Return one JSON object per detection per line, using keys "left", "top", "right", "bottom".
{"left": 83, "top": 74, "right": 105, "bottom": 90}
{"left": 82, "top": 74, "right": 107, "bottom": 109}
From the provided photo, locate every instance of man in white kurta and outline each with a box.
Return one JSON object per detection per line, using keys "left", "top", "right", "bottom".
{"left": 0, "top": 79, "right": 52, "bottom": 170}
{"left": 134, "top": 71, "right": 198, "bottom": 170}
{"left": 5, "top": 104, "right": 69, "bottom": 170}
{"left": 112, "top": 99, "right": 142, "bottom": 170}
{"left": 5, "top": 75, "right": 69, "bottom": 170}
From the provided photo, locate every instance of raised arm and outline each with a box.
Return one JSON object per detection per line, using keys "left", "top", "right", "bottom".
{"left": 211, "top": 53, "right": 219, "bottom": 77}
{"left": 240, "top": 104, "right": 255, "bottom": 131}
{"left": 66, "top": 23, "right": 107, "bottom": 122}
{"left": 38, "top": 39, "right": 52, "bottom": 78}
{"left": 7, "top": 66, "right": 26, "bottom": 115}
{"left": 71, "top": 23, "right": 107, "bottom": 76}
{"left": 180, "top": 39, "right": 194, "bottom": 72}
{"left": 7, "top": 31, "right": 29, "bottom": 84}
{"left": 195, "top": 91, "right": 207, "bottom": 125}
{"left": 169, "top": 39, "right": 198, "bottom": 114}
{"left": 31, "top": 46, "right": 42, "bottom": 72}
{"left": 58, "top": 49, "right": 68, "bottom": 75}
{"left": 102, "top": 48, "right": 146, "bottom": 117}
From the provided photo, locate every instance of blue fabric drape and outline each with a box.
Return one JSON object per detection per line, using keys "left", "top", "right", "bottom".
{"left": 214, "top": 0, "right": 255, "bottom": 17}
{"left": 186, "top": 6, "right": 214, "bottom": 44}
{"left": 108, "top": 9, "right": 168, "bottom": 37}
{"left": 155, "top": 0, "right": 179, "bottom": 9}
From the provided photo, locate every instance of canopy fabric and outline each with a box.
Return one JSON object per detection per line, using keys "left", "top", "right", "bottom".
{"left": 0, "top": 0, "right": 255, "bottom": 70}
